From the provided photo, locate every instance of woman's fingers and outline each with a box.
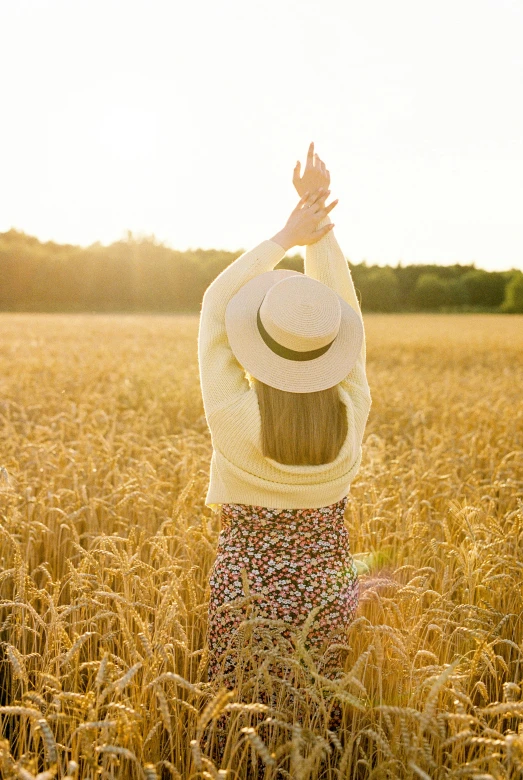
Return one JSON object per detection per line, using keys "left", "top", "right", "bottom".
{"left": 317, "top": 222, "right": 335, "bottom": 237}
{"left": 302, "top": 189, "right": 331, "bottom": 210}
{"left": 325, "top": 198, "right": 339, "bottom": 214}
{"left": 286, "top": 182, "right": 337, "bottom": 246}
{"left": 308, "top": 222, "right": 335, "bottom": 245}
{"left": 306, "top": 193, "right": 323, "bottom": 211}
{"left": 310, "top": 188, "right": 326, "bottom": 202}
{"left": 292, "top": 162, "right": 302, "bottom": 190}
{"left": 314, "top": 199, "right": 338, "bottom": 217}
{"left": 293, "top": 190, "right": 311, "bottom": 212}
{"left": 296, "top": 188, "right": 334, "bottom": 214}
{"left": 308, "top": 197, "right": 338, "bottom": 220}
{"left": 312, "top": 150, "right": 330, "bottom": 182}
{"left": 302, "top": 190, "right": 319, "bottom": 206}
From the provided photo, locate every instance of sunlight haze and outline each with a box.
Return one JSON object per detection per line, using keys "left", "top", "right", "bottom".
{"left": 1, "top": 0, "right": 522, "bottom": 271}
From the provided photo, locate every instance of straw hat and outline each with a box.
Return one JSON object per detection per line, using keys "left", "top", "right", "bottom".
{"left": 225, "top": 270, "right": 363, "bottom": 393}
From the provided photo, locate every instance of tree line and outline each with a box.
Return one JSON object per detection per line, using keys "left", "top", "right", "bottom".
{"left": 1, "top": 228, "right": 522, "bottom": 313}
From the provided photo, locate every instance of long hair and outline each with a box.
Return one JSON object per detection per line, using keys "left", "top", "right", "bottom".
{"left": 253, "top": 378, "right": 348, "bottom": 466}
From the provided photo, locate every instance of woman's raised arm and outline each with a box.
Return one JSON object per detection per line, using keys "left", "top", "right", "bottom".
{"left": 198, "top": 239, "right": 286, "bottom": 420}
{"left": 299, "top": 145, "right": 371, "bottom": 418}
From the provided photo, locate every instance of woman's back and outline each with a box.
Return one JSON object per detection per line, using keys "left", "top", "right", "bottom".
{"left": 197, "top": 231, "right": 371, "bottom": 509}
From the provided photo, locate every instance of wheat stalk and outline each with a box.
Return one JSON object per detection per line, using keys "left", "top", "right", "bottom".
{"left": 0, "top": 312, "right": 522, "bottom": 778}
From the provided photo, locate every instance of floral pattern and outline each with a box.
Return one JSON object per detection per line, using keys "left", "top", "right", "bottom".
{"left": 205, "top": 497, "right": 359, "bottom": 764}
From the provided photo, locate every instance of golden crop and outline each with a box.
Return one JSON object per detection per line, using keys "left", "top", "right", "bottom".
{"left": 0, "top": 312, "right": 522, "bottom": 779}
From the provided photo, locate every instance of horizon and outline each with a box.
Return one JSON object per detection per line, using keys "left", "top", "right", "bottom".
{"left": 1, "top": 0, "right": 522, "bottom": 274}
{"left": 2, "top": 225, "right": 520, "bottom": 274}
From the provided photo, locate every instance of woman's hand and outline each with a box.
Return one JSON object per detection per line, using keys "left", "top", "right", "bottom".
{"left": 293, "top": 142, "right": 330, "bottom": 198}
{"left": 271, "top": 188, "right": 338, "bottom": 251}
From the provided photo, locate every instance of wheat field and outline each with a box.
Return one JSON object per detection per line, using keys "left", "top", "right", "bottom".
{"left": 0, "top": 312, "right": 522, "bottom": 780}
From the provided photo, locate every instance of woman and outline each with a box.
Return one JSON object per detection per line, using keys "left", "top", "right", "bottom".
{"left": 198, "top": 143, "right": 372, "bottom": 756}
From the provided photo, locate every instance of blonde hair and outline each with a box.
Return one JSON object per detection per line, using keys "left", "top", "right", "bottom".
{"left": 253, "top": 379, "right": 348, "bottom": 466}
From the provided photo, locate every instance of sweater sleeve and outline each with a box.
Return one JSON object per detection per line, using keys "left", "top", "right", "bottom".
{"left": 304, "top": 213, "right": 372, "bottom": 410}
{"left": 198, "top": 239, "right": 287, "bottom": 418}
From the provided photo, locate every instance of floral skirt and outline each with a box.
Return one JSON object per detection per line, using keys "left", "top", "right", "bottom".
{"left": 205, "top": 496, "right": 359, "bottom": 766}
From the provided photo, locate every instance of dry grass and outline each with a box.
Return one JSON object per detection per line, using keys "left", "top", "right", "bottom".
{"left": 0, "top": 311, "right": 522, "bottom": 780}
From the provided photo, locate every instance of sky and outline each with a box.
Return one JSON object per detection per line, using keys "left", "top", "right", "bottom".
{"left": 1, "top": 0, "right": 522, "bottom": 271}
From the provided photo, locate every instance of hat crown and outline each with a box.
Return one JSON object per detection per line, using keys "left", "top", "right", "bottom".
{"left": 259, "top": 275, "right": 341, "bottom": 352}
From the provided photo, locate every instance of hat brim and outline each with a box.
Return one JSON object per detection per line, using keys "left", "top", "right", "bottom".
{"left": 225, "top": 270, "right": 364, "bottom": 393}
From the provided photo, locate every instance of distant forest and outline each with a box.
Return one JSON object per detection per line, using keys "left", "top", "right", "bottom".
{"left": 1, "top": 228, "right": 522, "bottom": 314}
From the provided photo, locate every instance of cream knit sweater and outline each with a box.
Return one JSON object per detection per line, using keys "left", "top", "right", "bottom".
{"left": 197, "top": 213, "right": 372, "bottom": 510}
